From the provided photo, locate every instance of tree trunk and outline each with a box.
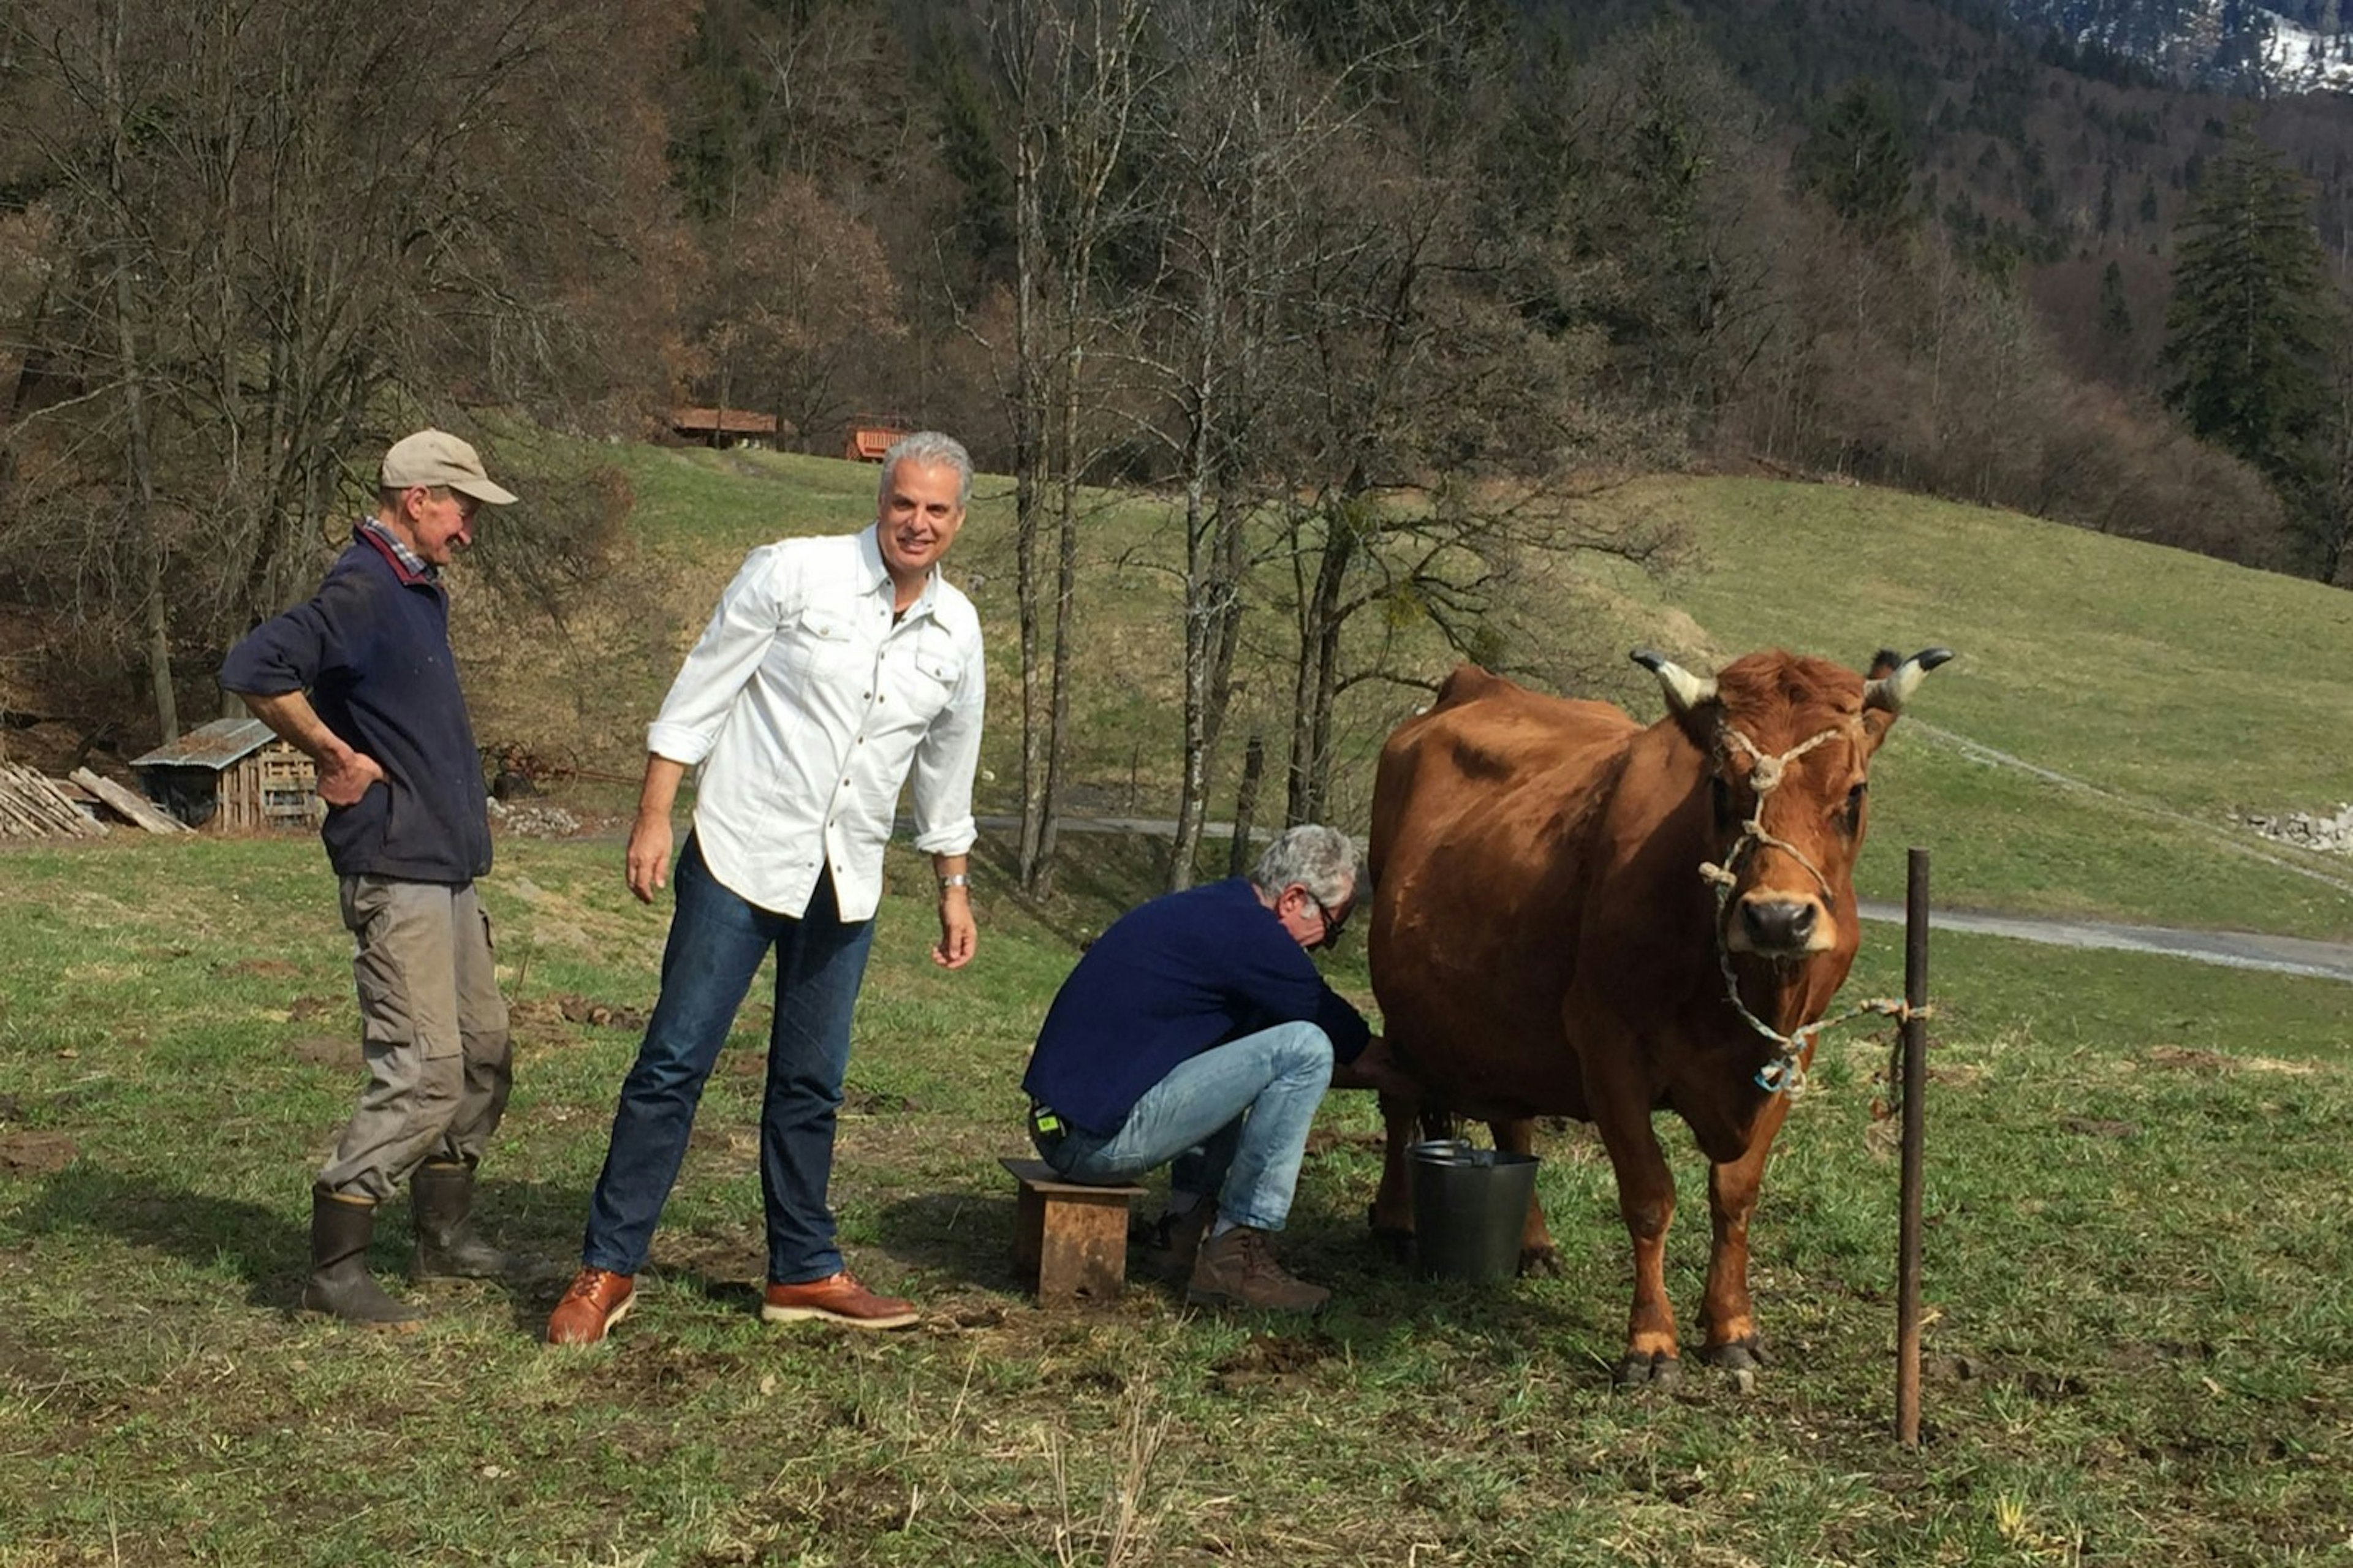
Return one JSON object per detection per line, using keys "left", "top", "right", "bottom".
{"left": 101, "top": 0, "right": 177, "bottom": 742}
{"left": 1285, "top": 499, "right": 1353, "bottom": 825}
{"left": 1012, "top": 117, "right": 1050, "bottom": 891}
{"left": 1226, "top": 732, "right": 1264, "bottom": 882}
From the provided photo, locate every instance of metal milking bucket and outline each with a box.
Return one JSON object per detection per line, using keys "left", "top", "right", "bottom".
{"left": 1408, "top": 1138, "right": 1540, "bottom": 1282}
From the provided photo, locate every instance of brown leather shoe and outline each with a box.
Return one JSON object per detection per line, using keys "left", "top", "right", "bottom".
{"left": 760, "top": 1270, "right": 919, "bottom": 1330}
{"left": 546, "top": 1267, "right": 635, "bottom": 1346}
{"left": 1186, "top": 1226, "right": 1330, "bottom": 1312}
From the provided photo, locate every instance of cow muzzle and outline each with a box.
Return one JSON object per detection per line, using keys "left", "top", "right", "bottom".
{"left": 1729, "top": 893, "right": 1833, "bottom": 957}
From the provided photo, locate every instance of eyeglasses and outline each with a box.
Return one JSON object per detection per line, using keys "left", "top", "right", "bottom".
{"left": 1303, "top": 888, "right": 1350, "bottom": 949}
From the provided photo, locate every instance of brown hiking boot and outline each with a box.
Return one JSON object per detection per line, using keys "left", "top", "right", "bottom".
{"left": 1186, "top": 1226, "right": 1330, "bottom": 1312}
{"left": 760, "top": 1271, "right": 919, "bottom": 1330}
{"left": 545, "top": 1267, "right": 635, "bottom": 1346}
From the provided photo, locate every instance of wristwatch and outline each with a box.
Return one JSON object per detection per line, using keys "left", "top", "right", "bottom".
{"left": 939, "top": 873, "right": 970, "bottom": 890}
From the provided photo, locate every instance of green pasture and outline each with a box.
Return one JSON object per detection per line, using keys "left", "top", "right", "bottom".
{"left": 2, "top": 834, "right": 2349, "bottom": 1565}
{"left": 463, "top": 448, "right": 2353, "bottom": 941}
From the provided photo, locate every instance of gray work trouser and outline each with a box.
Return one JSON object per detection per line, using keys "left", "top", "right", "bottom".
{"left": 316, "top": 876, "right": 512, "bottom": 1202}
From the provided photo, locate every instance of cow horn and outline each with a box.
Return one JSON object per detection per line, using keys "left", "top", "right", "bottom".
{"left": 1630, "top": 648, "right": 1716, "bottom": 714}
{"left": 1863, "top": 647, "right": 1956, "bottom": 712}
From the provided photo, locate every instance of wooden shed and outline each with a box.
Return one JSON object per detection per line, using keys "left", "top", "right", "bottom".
{"left": 843, "top": 416, "right": 909, "bottom": 462}
{"left": 670, "top": 406, "right": 780, "bottom": 450}
{"left": 131, "top": 718, "right": 322, "bottom": 832}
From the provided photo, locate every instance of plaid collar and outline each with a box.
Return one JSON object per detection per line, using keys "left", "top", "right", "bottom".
{"left": 359, "top": 517, "right": 438, "bottom": 581}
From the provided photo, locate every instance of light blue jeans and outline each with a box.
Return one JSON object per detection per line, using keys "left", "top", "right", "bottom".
{"left": 1039, "top": 1021, "right": 1333, "bottom": 1233}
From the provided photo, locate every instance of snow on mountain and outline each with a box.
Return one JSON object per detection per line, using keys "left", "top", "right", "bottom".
{"left": 2003, "top": 0, "right": 2353, "bottom": 93}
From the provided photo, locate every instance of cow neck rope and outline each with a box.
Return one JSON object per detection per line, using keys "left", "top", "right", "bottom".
{"left": 1699, "top": 722, "right": 1931, "bottom": 1096}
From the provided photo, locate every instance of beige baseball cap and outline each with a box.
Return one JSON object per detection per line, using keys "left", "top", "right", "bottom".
{"left": 380, "top": 429, "right": 518, "bottom": 506}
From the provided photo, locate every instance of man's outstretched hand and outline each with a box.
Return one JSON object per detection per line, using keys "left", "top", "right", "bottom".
{"left": 1330, "top": 1034, "right": 1416, "bottom": 1098}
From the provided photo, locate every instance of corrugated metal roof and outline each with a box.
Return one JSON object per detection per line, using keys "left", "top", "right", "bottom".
{"left": 129, "top": 716, "right": 276, "bottom": 770}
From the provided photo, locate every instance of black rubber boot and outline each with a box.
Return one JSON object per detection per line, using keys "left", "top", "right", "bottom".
{"left": 411, "top": 1160, "right": 520, "bottom": 1280}
{"left": 303, "top": 1188, "right": 423, "bottom": 1328}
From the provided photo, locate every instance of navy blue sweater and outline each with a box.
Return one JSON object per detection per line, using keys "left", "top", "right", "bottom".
{"left": 219, "top": 527, "right": 491, "bottom": 882}
{"left": 1022, "top": 879, "right": 1371, "bottom": 1136}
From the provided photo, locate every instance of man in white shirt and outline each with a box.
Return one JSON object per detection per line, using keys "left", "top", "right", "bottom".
{"left": 548, "top": 431, "right": 985, "bottom": 1346}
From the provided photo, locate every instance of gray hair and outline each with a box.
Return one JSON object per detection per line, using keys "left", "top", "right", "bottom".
{"left": 1249, "top": 824, "right": 1358, "bottom": 908}
{"left": 878, "top": 431, "right": 974, "bottom": 511}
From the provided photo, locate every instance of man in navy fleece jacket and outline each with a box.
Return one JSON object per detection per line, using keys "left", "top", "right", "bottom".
{"left": 221, "top": 429, "right": 523, "bottom": 1329}
{"left": 1023, "top": 824, "right": 1404, "bottom": 1312}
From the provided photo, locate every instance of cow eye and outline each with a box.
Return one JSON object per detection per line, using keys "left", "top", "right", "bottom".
{"left": 1710, "top": 774, "right": 1737, "bottom": 825}
{"left": 1843, "top": 781, "right": 1867, "bottom": 828}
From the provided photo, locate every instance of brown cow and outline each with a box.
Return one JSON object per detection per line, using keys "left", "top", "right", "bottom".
{"left": 1366, "top": 646, "right": 1950, "bottom": 1385}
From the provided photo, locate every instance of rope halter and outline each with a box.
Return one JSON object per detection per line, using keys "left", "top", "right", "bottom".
{"left": 1701, "top": 721, "right": 1853, "bottom": 1095}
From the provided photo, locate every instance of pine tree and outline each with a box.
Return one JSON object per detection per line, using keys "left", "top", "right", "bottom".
{"left": 2160, "top": 121, "right": 2340, "bottom": 507}
{"left": 1795, "top": 78, "right": 1914, "bottom": 240}
{"left": 2098, "top": 259, "right": 2132, "bottom": 339}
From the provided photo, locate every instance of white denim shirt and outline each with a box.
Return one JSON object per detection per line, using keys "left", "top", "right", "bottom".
{"left": 646, "top": 526, "right": 985, "bottom": 921}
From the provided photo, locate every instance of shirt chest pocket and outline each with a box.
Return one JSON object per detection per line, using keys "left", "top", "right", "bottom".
{"left": 884, "top": 640, "right": 963, "bottom": 723}
{"left": 781, "top": 604, "right": 867, "bottom": 679}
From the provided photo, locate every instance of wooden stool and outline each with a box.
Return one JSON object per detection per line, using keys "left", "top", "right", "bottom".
{"left": 1001, "top": 1157, "right": 1150, "bottom": 1304}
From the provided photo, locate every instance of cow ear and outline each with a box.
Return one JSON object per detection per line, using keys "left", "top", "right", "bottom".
{"left": 1860, "top": 646, "right": 1955, "bottom": 744}
{"left": 1630, "top": 648, "right": 1720, "bottom": 747}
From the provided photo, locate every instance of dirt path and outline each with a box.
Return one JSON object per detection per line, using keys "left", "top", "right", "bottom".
{"left": 1856, "top": 901, "right": 2353, "bottom": 985}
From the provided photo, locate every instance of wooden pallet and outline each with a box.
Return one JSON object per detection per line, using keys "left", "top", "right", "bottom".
{"left": 0, "top": 763, "right": 107, "bottom": 839}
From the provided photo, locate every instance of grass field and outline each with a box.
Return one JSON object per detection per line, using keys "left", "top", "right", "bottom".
{"left": 1, "top": 833, "right": 2349, "bottom": 1565}
{"left": 5, "top": 457, "right": 2352, "bottom": 1564}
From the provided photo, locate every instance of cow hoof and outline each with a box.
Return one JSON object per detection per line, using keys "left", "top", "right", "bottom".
{"left": 1613, "top": 1351, "right": 1681, "bottom": 1388}
{"left": 1518, "top": 1246, "right": 1562, "bottom": 1278}
{"left": 1368, "top": 1221, "right": 1415, "bottom": 1266}
{"left": 1702, "top": 1340, "right": 1771, "bottom": 1373}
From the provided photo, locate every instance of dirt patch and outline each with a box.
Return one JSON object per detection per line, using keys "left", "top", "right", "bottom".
{"left": 507, "top": 993, "right": 650, "bottom": 1036}
{"left": 554, "top": 994, "right": 647, "bottom": 1031}
{"left": 288, "top": 1036, "right": 356, "bottom": 1069}
{"left": 2239, "top": 1055, "right": 2321, "bottom": 1076}
{"left": 287, "top": 994, "right": 339, "bottom": 1021}
{"left": 220, "top": 958, "right": 300, "bottom": 979}
{"left": 2141, "top": 1045, "right": 2319, "bottom": 1076}
{"left": 0, "top": 1325, "right": 63, "bottom": 1386}
{"left": 0, "top": 1131, "right": 78, "bottom": 1175}
{"left": 2109, "top": 1339, "right": 2212, "bottom": 1371}
{"left": 1922, "top": 1354, "right": 2086, "bottom": 1399}
{"left": 1210, "top": 1332, "right": 1338, "bottom": 1392}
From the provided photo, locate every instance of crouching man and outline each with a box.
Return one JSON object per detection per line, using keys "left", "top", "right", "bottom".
{"left": 1019, "top": 825, "right": 1403, "bottom": 1311}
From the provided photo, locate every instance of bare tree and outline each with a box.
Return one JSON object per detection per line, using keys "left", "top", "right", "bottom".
{"left": 0, "top": 0, "right": 684, "bottom": 740}
{"left": 977, "top": 0, "right": 1155, "bottom": 893}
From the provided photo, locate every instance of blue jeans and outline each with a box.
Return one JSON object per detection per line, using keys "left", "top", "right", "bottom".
{"left": 1039, "top": 1021, "right": 1333, "bottom": 1233}
{"left": 581, "top": 835, "right": 876, "bottom": 1284}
